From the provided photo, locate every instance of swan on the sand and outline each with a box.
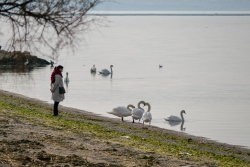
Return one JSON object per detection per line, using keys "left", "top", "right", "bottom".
{"left": 99, "top": 65, "right": 113, "bottom": 75}
{"left": 164, "top": 110, "right": 186, "bottom": 122}
{"left": 107, "top": 104, "right": 135, "bottom": 121}
{"left": 142, "top": 102, "right": 152, "bottom": 126}
{"left": 131, "top": 101, "right": 145, "bottom": 123}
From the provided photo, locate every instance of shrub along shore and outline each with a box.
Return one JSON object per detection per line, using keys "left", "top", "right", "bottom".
{"left": 0, "top": 89, "right": 250, "bottom": 167}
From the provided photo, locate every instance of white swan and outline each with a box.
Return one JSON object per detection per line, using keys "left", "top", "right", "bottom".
{"left": 107, "top": 104, "right": 135, "bottom": 121}
{"left": 99, "top": 65, "right": 113, "bottom": 75}
{"left": 142, "top": 102, "right": 152, "bottom": 126}
{"left": 24, "top": 59, "right": 29, "bottom": 66}
{"left": 64, "top": 72, "right": 69, "bottom": 82}
{"left": 164, "top": 110, "right": 186, "bottom": 122}
{"left": 131, "top": 101, "right": 145, "bottom": 123}
{"left": 90, "top": 65, "right": 96, "bottom": 73}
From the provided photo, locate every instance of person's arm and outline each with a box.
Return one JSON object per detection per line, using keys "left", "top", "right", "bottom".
{"left": 51, "top": 75, "right": 61, "bottom": 92}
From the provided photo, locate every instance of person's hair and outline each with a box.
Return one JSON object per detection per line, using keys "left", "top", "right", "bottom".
{"left": 56, "top": 65, "right": 63, "bottom": 70}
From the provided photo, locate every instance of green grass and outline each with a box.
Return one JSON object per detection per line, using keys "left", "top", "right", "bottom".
{"left": 0, "top": 94, "right": 250, "bottom": 167}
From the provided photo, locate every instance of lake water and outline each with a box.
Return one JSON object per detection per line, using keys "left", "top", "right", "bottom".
{"left": 1, "top": 16, "right": 250, "bottom": 148}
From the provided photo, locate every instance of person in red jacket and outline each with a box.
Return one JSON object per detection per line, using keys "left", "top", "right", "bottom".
{"left": 50, "top": 65, "right": 65, "bottom": 116}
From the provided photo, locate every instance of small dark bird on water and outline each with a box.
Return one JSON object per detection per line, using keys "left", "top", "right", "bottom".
{"left": 159, "top": 65, "right": 163, "bottom": 68}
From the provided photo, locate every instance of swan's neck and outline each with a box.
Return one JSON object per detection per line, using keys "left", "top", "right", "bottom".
{"left": 146, "top": 103, "right": 151, "bottom": 112}
{"left": 180, "top": 112, "right": 184, "bottom": 121}
{"left": 127, "top": 105, "right": 133, "bottom": 111}
{"left": 138, "top": 101, "right": 144, "bottom": 109}
{"left": 110, "top": 66, "right": 113, "bottom": 74}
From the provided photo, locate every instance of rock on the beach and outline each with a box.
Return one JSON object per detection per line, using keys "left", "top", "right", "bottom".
{"left": 0, "top": 50, "right": 50, "bottom": 67}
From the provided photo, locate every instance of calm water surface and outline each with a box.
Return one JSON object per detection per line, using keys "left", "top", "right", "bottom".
{"left": 1, "top": 16, "right": 250, "bottom": 148}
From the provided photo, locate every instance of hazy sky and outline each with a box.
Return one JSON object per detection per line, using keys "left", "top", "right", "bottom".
{"left": 95, "top": 0, "right": 250, "bottom": 11}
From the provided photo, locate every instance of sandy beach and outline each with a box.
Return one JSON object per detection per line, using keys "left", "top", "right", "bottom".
{"left": 0, "top": 89, "right": 250, "bottom": 167}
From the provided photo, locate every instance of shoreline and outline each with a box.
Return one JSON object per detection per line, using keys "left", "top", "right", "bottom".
{"left": 0, "top": 89, "right": 248, "bottom": 150}
{"left": 1, "top": 89, "right": 250, "bottom": 166}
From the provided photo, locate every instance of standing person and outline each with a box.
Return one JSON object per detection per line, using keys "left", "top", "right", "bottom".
{"left": 50, "top": 65, "right": 65, "bottom": 116}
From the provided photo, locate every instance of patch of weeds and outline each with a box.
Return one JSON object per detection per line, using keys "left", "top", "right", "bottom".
{"left": 142, "top": 155, "right": 150, "bottom": 159}
{"left": 142, "top": 155, "right": 155, "bottom": 166}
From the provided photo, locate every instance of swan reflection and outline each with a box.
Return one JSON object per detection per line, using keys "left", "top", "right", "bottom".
{"left": 165, "top": 120, "right": 182, "bottom": 126}
{"left": 91, "top": 72, "right": 96, "bottom": 78}
{"left": 99, "top": 73, "right": 113, "bottom": 79}
{"left": 180, "top": 121, "right": 186, "bottom": 131}
{"left": 64, "top": 80, "right": 69, "bottom": 88}
{"left": 165, "top": 120, "right": 186, "bottom": 131}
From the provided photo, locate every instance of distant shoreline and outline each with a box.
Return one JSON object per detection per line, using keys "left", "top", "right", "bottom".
{"left": 88, "top": 13, "right": 250, "bottom": 16}
{"left": 88, "top": 11, "right": 250, "bottom": 16}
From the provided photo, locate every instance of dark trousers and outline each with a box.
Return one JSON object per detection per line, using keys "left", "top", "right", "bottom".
{"left": 54, "top": 101, "right": 59, "bottom": 116}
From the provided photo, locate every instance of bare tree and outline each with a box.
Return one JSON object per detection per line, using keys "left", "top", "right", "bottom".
{"left": 0, "top": 0, "right": 101, "bottom": 58}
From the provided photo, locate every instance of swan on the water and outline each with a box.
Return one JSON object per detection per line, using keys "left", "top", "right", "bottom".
{"left": 90, "top": 65, "right": 96, "bottom": 73}
{"left": 164, "top": 110, "right": 186, "bottom": 122}
{"left": 24, "top": 59, "right": 29, "bottom": 66}
{"left": 142, "top": 102, "right": 152, "bottom": 126}
{"left": 131, "top": 101, "right": 145, "bottom": 123}
{"left": 64, "top": 72, "right": 69, "bottom": 82}
{"left": 107, "top": 104, "right": 135, "bottom": 121}
{"left": 99, "top": 65, "right": 113, "bottom": 75}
